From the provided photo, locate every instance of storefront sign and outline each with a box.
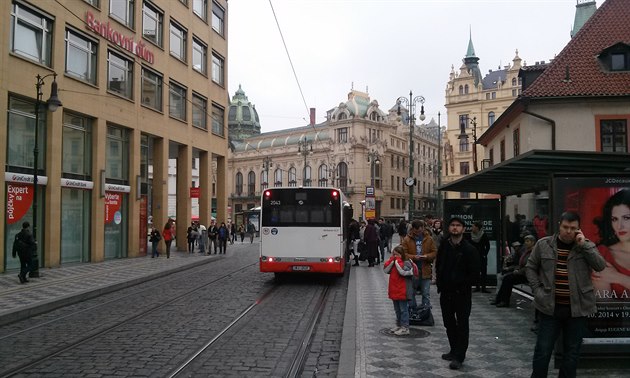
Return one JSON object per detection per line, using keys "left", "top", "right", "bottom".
{"left": 6, "top": 183, "right": 33, "bottom": 224}
{"left": 104, "top": 183, "right": 131, "bottom": 193}
{"left": 5, "top": 172, "right": 48, "bottom": 185}
{"left": 85, "top": 11, "right": 155, "bottom": 64}
{"left": 61, "top": 178, "right": 94, "bottom": 190}
{"left": 190, "top": 187, "right": 200, "bottom": 198}
{"left": 105, "top": 191, "right": 122, "bottom": 224}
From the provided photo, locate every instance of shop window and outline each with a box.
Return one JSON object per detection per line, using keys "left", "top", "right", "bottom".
{"left": 10, "top": 2, "right": 53, "bottom": 66}
{"left": 6, "top": 97, "right": 45, "bottom": 172}
{"left": 66, "top": 29, "right": 98, "bottom": 84}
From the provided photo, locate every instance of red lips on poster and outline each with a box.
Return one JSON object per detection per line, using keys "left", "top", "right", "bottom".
{"left": 6, "top": 184, "right": 33, "bottom": 224}
{"left": 105, "top": 191, "right": 122, "bottom": 224}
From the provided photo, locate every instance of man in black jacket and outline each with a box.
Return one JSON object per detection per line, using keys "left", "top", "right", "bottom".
{"left": 436, "top": 217, "right": 480, "bottom": 370}
{"left": 13, "top": 222, "right": 36, "bottom": 283}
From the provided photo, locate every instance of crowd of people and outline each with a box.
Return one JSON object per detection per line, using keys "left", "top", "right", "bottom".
{"left": 148, "top": 218, "right": 257, "bottom": 257}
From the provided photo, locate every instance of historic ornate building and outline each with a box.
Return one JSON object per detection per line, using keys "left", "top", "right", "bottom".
{"left": 227, "top": 88, "right": 440, "bottom": 221}
{"left": 442, "top": 35, "right": 525, "bottom": 200}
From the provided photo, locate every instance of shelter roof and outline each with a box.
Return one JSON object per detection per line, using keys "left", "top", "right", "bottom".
{"left": 438, "top": 150, "right": 630, "bottom": 196}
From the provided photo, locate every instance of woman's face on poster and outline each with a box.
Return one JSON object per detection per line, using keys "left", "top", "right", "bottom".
{"left": 611, "top": 204, "right": 630, "bottom": 243}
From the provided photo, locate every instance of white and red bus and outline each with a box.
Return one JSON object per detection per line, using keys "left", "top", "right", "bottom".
{"left": 259, "top": 187, "right": 352, "bottom": 276}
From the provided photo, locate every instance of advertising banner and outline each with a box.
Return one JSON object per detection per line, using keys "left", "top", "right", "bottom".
{"left": 105, "top": 191, "right": 122, "bottom": 224}
{"left": 6, "top": 183, "right": 33, "bottom": 224}
{"left": 552, "top": 174, "right": 630, "bottom": 345}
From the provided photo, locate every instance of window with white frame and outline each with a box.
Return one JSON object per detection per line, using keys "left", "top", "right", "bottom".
{"left": 108, "top": 51, "right": 133, "bottom": 98}
{"left": 600, "top": 119, "right": 628, "bottom": 152}
{"left": 141, "top": 67, "right": 162, "bottom": 110}
{"left": 318, "top": 164, "right": 328, "bottom": 187}
{"left": 10, "top": 2, "right": 53, "bottom": 66}
{"left": 274, "top": 169, "right": 282, "bottom": 187}
{"left": 261, "top": 170, "right": 269, "bottom": 190}
{"left": 192, "top": 93, "right": 207, "bottom": 129}
{"left": 212, "top": 52, "right": 224, "bottom": 85}
{"left": 169, "top": 21, "right": 187, "bottom": 62}
{"left": 193, "top": 0, "right": 207, "bottom": 21}
{"left": 304, "top": 165, "right": 312, "bottom": 187}
{"left": 66, "top": 29, "right": 97, "bottom": 84}
{"left": 63, "top": 112, "right": 92, "bottom": 178}
{"left": 192, "top": 37, "right": 207, "bottom": 74}
{"left": 235, "top": 172, "right": 243, "bottom": 195}
{"left": 169, "top": 81, "right": 187, "bottom": 120}
{"left": 288, "top": 167, "right": 297, "bottom": 187}
{"left": 212, "top": 1, "right": 224, "bottom": 36}
{"left": 211, "top": 104, "right": 224, "bottom": 136}
{"left": 110, "top": 0, "right": 134, "bottom": 28}
{"left": 142, "top": 1, "right": 163, "bottom": 46}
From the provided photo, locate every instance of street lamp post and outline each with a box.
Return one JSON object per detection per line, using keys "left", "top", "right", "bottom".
{"left": 437, "top": 112, "right": 443, "bottom": 218}
{"left": 297, "top": 138, "right": 313, "bottom": 186}
{"left": 31, "top": 73, "right": 63, "bottom": 277}
{"left": 470, "top": 116, "right": 478, "bottom": 172}
{"left": 262, "top": 156, "right": 273, "bottom": 188}
{"left": 397, "top": 91, "right": 425, "bottom": 221}
{"left": 367, "top": 150, "right": 380, "bottom": 188}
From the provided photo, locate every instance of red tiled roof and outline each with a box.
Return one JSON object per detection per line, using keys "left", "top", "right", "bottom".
{"left": 523, "top": 0, "right": 630, "bottom": 98}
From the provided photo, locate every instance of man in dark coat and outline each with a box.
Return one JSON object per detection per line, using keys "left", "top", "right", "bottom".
{"left": 364, "top": 219, "right": 379, "bottom": 267}
{"left": 13, "top": 221, "right": 36, "bottom": 283}
{"left": 436, "top": 217, "right": 481, "bottom": 370}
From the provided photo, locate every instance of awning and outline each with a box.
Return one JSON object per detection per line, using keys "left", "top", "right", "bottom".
{"left": 438, "top": 150, "right": 630, "bottom": 196}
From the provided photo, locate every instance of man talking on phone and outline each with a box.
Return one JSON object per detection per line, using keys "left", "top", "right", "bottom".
{"left": 525, "top": 211, "right": 605, "bottom": 378}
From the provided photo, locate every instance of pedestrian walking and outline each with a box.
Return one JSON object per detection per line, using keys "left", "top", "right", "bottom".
{"left": 469, "top": 221, "right": 491, "bottom": 293}
{"left": 435, "top": 216, "right": 480, "bottom": 370}
{"left": 364, "top": 219, "right": 379, "bottom": 266}
{"left": 247, "top": 221, "right": 256, "bottom": 243}
{"left": 162, "top": 221, "right": 174, "bottom": 259}
{"left": 12, "top": 221, "right": 35, "bottom": 283}
{"left": 149, "top": 227, "right": 161, "bottom": 258}
{"left": 239, "top": 223, "right": 245, "bottom": 243}
{"left": 218, "top": 222, "right": 228, "bottom": 254}
{"left": 384, "top": 245, "right": 415, "bottom": 336}
{"left": 526, "top": 211, "right": 605, "bottom": 378}
{"left": 230, "top": 222, "right": 237, "bottom": 244}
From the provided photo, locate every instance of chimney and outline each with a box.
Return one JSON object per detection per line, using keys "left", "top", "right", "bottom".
{"left": 310, "top": 108, "right": 316, "bottom": 126}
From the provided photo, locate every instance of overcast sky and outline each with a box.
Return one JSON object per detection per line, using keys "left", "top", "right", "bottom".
{"left": 227, "top": 0, "right": 587, "bottom": 132}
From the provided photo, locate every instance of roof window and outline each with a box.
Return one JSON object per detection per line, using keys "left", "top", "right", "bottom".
{"left": 598, "top": 43, "right": 630, "bottom": 72}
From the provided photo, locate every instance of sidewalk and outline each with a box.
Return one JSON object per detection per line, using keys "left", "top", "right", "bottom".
{"left": 0, "top": 250, "right": 217, "bottom": 326}
{"left": 338, "top": 259, "right": 628, "bottom": 377}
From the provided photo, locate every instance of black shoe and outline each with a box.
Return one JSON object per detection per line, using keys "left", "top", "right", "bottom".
{"left": 441, "top": 353, "right": 454, "bottom": 361}
{"left": 472, "top": 288, "right": 481, "bottom": 292}
{"left": 18, "top": 274, "right": 25, "bottom": 284}
{"left": 489, "top": 299, "right": 498, "bottom": 305}
{"left": 496, "top": 302, "right": 510, "bottom": 308}
{"left": 481, "top": 289, "right": 491, "bottom": 293}
{"left": 449, "top": 360, "right": 462, "bottom": 370}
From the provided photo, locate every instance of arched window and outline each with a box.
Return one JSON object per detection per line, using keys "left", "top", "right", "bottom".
{"left": 247, "top": 171, "right": 255, "bottom": 196}
{"left": 511, "top": 77, "right": 517, "bottom": 86}
{"left": 304, "top": 165, "right": 312, "bottom": 187}
{"left": 318, "top": 164, "right": 328, "bottom": 187}
{"left": 261, "top": 170, "right": 269, "bottom": 190}
{"left": 458, "top": 85, "right": 463, "bottom": 95}
{"left": 337, "top": 162, "right": 348, "bottom": 192}
{"left": 288, "top": 167, "right": 297, "bottom": 187}
{"left": 488, "top": 111, "right": 496, "bottom": 126}
{"left": 274, "top": 168, "right": 282, "bottom": 187}
{"left": 464, "top": 84, "right": 469, "bottom": 94}
{"left": 369, "top": 112, "right": 379, "bottom": 121}
{"left": 459, "top": 138, "right": 469, "bottom": 152}
{"left": 235, "top": 172, "right": 243, "bottom": 195}
{"left": 338, "top": 113, "right": 347, "bottom": 120}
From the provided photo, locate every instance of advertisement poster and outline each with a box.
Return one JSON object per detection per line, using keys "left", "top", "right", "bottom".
{"left": 443, "top": 199, "right": 501, "bottom": 276}
{"left": 6, "top": 183, "right": 33, "bottom": 224}
{"left": 139, "top": 195, "right": 147, "bottom": 256}
{"left": 105, "top": 191, "right": 122, "bottom": 224}
{"left": 553, "top": 174, "right": 630, "bottom": 344}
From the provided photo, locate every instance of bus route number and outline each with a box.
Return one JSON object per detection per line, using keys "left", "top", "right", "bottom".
{"left": 270, "top": 200, "right": 281, "bottom": 205}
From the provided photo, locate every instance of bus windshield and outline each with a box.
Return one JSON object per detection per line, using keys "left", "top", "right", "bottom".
{"left": 261, "top": 188, "right": 341, "bottom": 227}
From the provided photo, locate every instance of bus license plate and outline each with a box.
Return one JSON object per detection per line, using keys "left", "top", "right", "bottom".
{"left": 292, "top": 266, "right": 310, "bottom": 271}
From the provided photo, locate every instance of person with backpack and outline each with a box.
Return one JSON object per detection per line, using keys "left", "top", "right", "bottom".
{"left": 218, "top": 222, "right": 229, "bottom": 254}
{"left": 13, "top": 221, "right": 36, "bottom": 283}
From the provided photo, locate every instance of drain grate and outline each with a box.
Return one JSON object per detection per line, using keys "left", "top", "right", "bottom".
{"left": 379, "top": 327, "right": 430, "bottom": 338}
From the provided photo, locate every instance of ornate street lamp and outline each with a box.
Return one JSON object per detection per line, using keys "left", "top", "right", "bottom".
{"left": 31, "top": 73, "right": 63, "bottom": 277}
{"left": 367, "top": 150, "right": 380, "bottom": 188}
{"left": 397, "top": 91, "right": 425, "bottom": 221}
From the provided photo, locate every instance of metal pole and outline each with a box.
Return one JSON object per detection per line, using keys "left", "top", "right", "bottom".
{"left": 31, "top": 76, "right": 42, "bottom": 277}
{"left": 437, "top": 112, "right": 442, "bottom": 219}
{"left": 408, "top": 92, "right": 414, "bottom": 221}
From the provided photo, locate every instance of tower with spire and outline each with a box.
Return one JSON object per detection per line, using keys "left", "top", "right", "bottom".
{"left": 571, "top": 0, "right": 597, "bottom": 38}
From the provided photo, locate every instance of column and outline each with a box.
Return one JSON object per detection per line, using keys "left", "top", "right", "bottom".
{"left": 176, "top": 144, "right": 192, "bottom": 244}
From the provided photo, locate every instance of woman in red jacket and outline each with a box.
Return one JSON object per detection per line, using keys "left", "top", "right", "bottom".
{"left": 162, "top": 221, "right": 174, "bottom": 259}
{"left": 384, "top": 245, "right": 415, "bottom": 336}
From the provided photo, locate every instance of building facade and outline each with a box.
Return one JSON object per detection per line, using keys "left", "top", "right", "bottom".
{"left": 1, "top": 0, "right": 229, "bottom": 273}
{"left": 227, "top": 89, "right": 440, "bottom": 222}
{"left": 442, "top": 36, "right": 525, "bottom": 200}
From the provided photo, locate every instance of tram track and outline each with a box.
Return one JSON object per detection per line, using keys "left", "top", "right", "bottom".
{"left": 0, "top": 262, "right": 260, "bottom": 377}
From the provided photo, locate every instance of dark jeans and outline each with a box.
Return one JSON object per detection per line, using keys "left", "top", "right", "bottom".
{"left": 496, "top": 273, "right": 528, "bottom": 303}
{"left": 440, "top": 289, "right": 472, "bottom": 363}
{"left": 151, "top": 241, "right": 159, "bottom": 257}
{"left": 18, "top": 252, "right": 31, "bottom": 279}
{"left": 531, "top": 306, "right": 586, "bottom": 378}
{"left": 165, "top": 240, "right": 172, "bottom": 258}
{"left": 187, "top": 239, "right": 195, "bottom": 253}
{"left": 218, "top": 239, "right": 227, "bottom": 254}
{"left": 477, "top": 254, "right": 488, "bottom": 290}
